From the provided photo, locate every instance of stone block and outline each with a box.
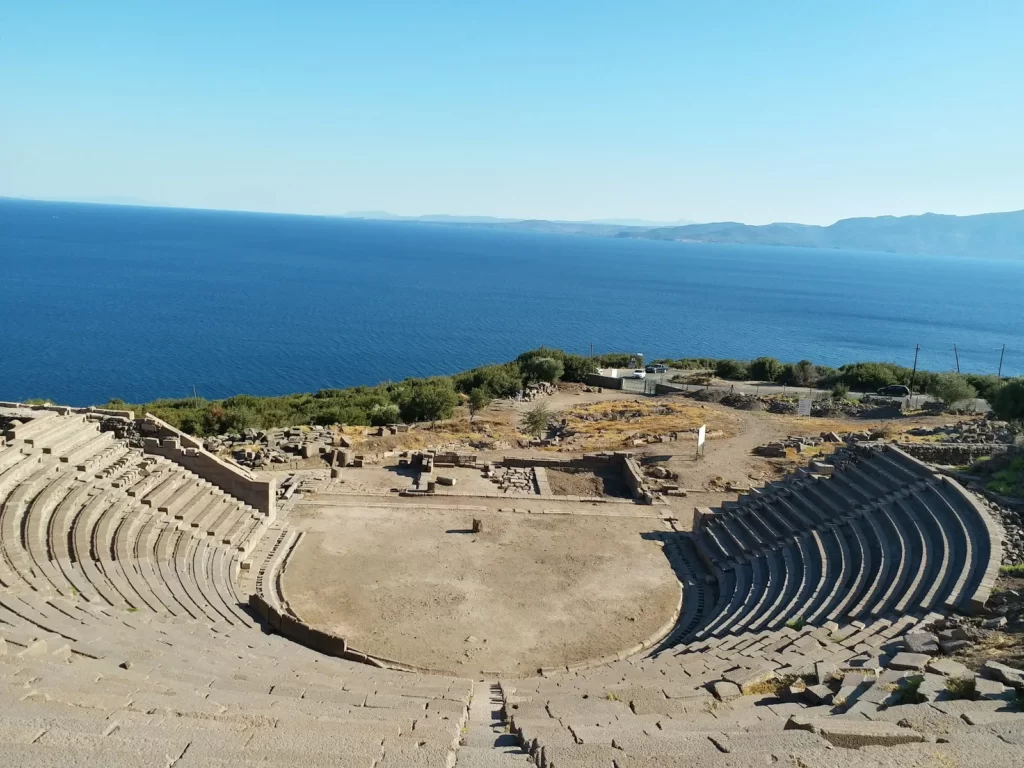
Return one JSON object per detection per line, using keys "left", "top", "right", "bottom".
{"left": 785, "top": 715, "right": 924, "bottom": 748}
{"left": 973, "top": 677, "right": 1016, "bottom": 702}
{"left": 722, "top": 665, "right": 776, "bottom": 694}
{"left": 903, "top": 631, "right": 939, "bottom": 655}
{"left": 982, "top": 660, "right": 1024, "bottom": 691}
{"left": 889, "top": 652, "right": 931, "bottom": 671}
{"left": 926, "top": 657, "right": 971, "bottom": 679}
{"left": 813, "top": 660, "right": 840, "bottom": 684}
{"left": 710, "top": 680, "right": 742, "bottom": 701}
{"left": 803, "top": 684, "right": 833, "bottom": 705}
{"left": 940, "top": 639, "right": 972, "bottom": 655}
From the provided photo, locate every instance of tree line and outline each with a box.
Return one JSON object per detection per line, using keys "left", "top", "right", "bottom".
{"left": 99, "top": 348, "right": 1024, "bottom": 436}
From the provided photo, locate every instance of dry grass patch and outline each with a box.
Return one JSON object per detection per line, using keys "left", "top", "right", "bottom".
{"left": 744, "top": 674, "right": 803, "bottom": 697}
{"left": 563, "top": 400, "right": 738, "bottom": 452}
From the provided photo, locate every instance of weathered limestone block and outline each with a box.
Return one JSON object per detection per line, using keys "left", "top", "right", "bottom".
{"left": 925, "top": 657, "right": 971, "bottom": 679}
{"left": 785, "top": 715, "right": 924, "bottom": 748}
{"left": 889, "top": 652, "right": 931, "bottom": 671}
{"left": 710, "top": 680, "right": 742, "bottom": 701}
{"left": 903, "top": 632, "right": 939, "bottom": 655}
{"left": 982, "top": 660, "right": 1024, "bottom": 691}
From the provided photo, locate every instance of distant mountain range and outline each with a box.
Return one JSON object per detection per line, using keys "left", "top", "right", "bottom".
{"left": 621, "top": 210, "right": 1024, "bottom": 259}
{"left": 340, "top": 211, "right": 694, "bottom": 234}
{"left": 344, "top": 209, "right": 1024, "bottom": 259}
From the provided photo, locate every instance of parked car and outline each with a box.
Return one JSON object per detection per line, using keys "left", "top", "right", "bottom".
{"left": 877, "top": 384, "right": 911, "bottom": 397}
{"left": 645, "top": 365, "right": 668, "bottom": 374}
{"left": 631, "top": 369, "right": 647, "bottom": 379}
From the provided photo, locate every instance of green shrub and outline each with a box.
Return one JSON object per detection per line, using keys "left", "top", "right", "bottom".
{"left": 454, "top": 363, "right": 523, "bottom": 399}
{"left": 831, "top": 383, "right": 851, "bottom": 400}
{"left": 990, "top": 379, "right": 1024, "bottom": 423}
{"left": 522, "top": 403, "right": 552, "bottom": 437}
{"left": 369, "top": 403, "right": 401, "bottom": 426}
{"left": 965, "top": 374, "right": 1003, "bottom": 401}
{"left": 820, "top": 362, "right": 912, "bottom": 392}
{"left": 989, "top": 457, "right": 1024, "bottom": 498}
{"left": 561, "top": 353, "right": 597, "bottom": 382}
{"left": 399, "top": 378, "right": 460, "bottom": 423}
{"left": 927, "top": 373, "right": 978, "bottom": 408}
{"left": 749, "top": 357, "right": 784, "bottom": 383}
{"left": 523, "top": 356, "right": 564, "bottom": 384}
{"left": 715, "top": 359, "right": 749, "bottom": 380}
{"left": 467, "top": 388, "right": 491, "bottom": 421}
{"left": 594, "top": 352, "right": 636, "bottom": 369}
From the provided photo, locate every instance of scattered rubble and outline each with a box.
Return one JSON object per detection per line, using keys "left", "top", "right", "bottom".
{"left": 903, "top": 419, "right": 1018, "bottom": 445}
{"left": 755, "top": 433, "right": 834, "bottom": 458}
{"left": 201, "top": 424, "right": 405, "bottom": 469}
{"left": 484, "top": 465, "right": 536, "bottom": 494}
{"left": 988, "top": 500, "right": 1024, "bottom": 566}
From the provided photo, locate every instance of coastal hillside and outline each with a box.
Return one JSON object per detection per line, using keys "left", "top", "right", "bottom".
{"left": 620, "top": 209, "right": 1024, "bottom": 259}
{"left": 349, "top": 207, "right": 1024, "bottom": 259}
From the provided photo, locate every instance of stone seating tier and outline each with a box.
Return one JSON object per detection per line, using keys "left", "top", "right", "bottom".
{"left": 0, "top": 410, "right": 1019, "bottom": 766}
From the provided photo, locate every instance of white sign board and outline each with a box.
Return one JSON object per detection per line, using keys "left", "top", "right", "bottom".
{"left": 798, "top": 398, "right": 812, "bottom": 417}
{"left": 697, "top": 424, "right": 706, "bottom": 449}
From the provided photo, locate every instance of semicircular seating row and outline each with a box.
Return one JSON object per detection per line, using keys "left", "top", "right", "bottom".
{"left": 0, "top": 412, "right": 269, "bottom": 630}
{"left": 0, "top": 410, "right": 473, "bottom": 766}
{"left": 1, "top": 410, "right": 1020, "bottom": 766}
{"left": 670, "top": 444, "right": 1003, "bottom": 646}
{"left": 502, "top": 446, "right": 1020, "bottom": 768}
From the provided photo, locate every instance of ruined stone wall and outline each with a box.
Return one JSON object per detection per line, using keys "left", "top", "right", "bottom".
{"left": 500, "top": 454, "right": 612, "bottom": 470}
{"left": 140, "top": 415, "right": 275, "bottom": 518}
{"left": 897, "top": 442, "right": 1009, "bottom": 466}
{"left": 622, "top": 456, "right": 654, "bottom": 504}
{"left": 247, "top": 593, "right": 368, "bottom": 661}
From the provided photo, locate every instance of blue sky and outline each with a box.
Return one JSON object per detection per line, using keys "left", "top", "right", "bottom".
{"left": 2, "top": 1, "right": 1022, "bottom": 224}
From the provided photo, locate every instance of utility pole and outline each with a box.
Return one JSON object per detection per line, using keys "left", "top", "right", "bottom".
{"left": 910, "top": 344, "right": 920, "bottom": 392}
{"left": 953, "top": 344, "right": 960, "bottom": 373}
{"left": 998, "top": 344, "right": 1006, "bottom": 379}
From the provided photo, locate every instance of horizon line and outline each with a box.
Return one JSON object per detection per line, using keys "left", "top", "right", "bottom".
{"left": 3, "top": 194, "right": 1023, "bottom": 230}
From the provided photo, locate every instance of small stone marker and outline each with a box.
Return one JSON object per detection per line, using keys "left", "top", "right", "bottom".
{"left": 472, "top": 518, "right": 482, "bottom": 533}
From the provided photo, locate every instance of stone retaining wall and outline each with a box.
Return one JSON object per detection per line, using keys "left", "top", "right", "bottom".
{"left": 247, "top": 593, "right": 362, "bottom": 659}
{"left": 897, "top": 442, "right": 1010, "bottom": 465}
{"left": 140, "top": 414, "right": 276, "bottom": 518}
{"left": 502, "top": 453, "right": 654, "bottom": 503}
{"left": 622, "top": 456, "right": 653, "bottom": 504}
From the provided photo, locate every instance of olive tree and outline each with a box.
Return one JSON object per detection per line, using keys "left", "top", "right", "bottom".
{"left": 927, "top": 373, "right": 977, "bottom": 408}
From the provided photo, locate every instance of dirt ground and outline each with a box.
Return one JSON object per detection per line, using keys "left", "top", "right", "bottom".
{"left": 268, "top": 389, "right": 987, "bottom": 675}
{"left": 259, "top": 391, "right": 978, "bottom": 520}
{"left": 546, "top": 467, "right": 630, "bottom": 498}
{"left": 281, "top": 504, "right": 680, "bottom": 676}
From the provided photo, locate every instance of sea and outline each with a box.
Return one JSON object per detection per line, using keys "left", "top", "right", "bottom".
{"left": 1, "top": 198, "right": 1022, "bottom": 407}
